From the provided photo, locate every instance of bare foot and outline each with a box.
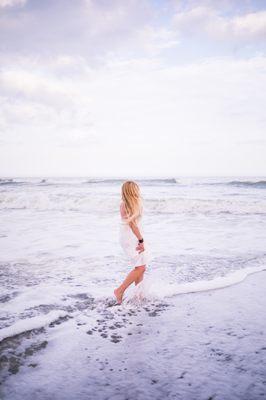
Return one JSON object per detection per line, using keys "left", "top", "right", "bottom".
{"left": 114, "top": 288, "right": 123, "bottom": 304}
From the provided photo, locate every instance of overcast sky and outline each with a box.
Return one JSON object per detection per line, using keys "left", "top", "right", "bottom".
{"left": 0, "top": 0, "right": 266, "bottom": 177}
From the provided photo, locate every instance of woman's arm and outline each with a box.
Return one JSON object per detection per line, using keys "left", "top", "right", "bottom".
{"left": 129, "top": 220, "right": 145, "bottom": 254}
{"left": 128, "top": 220, "right": 143, "bottom": 241}
{"left": 120, "top": 202, "right": 144, "bottom": 252}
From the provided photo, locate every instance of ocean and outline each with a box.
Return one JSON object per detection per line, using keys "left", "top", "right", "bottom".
{"left": 0, "top": 176, "right": 266, "bottom": 399}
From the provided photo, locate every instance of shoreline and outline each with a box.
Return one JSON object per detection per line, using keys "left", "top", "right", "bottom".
{"left": 1, "top": 270, "right": 266, "bottom": 400}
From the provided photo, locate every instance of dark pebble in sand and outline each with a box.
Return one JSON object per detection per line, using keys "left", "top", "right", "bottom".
{"left": 148, "top": 311, "right": 158, "bottom": 317}
{"left": 224, "top": 355, "right": 232, "bottom": 361}
{"left": 28, "top": 363, "right": 38, "bottom": 368}
{"left": 110, "top": 334, "right": 122, "bottom": 343}
{"left": 127, "top": 333, "right": 132, "bottom": 335}
{"left": 114, "top": 323, "right": 123, "bottom": 328}
{"left": 86, "top": 330, "right": 93, "bottom": 335}
{"left": 151, "top": 379, "right": 158, "bottom": 384}
{"left": 101, "top": 334, "right": 108, "bottom": 338}
{"left": 178, "top": 371, "right": 187, "bottom": 379}
{"left": 111, "top": 339, "right": 121, "bottom": 343}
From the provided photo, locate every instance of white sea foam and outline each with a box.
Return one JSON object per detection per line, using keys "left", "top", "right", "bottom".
{"left": 1, "top": 176, "right": 266, "bottom": 343}
{"left": 1, "top": 285, "right": 69, "bottom": 314}
{"left": 1, "top": 191, "right": 265, "bottom": 214}
{"left": 142, "top": 265, "right": 266, "bottom": 299}
{"left": 0, "top": 310, "right": 68, "bottom": 342}
{"left": 1, "top": 176, "right": 266, "bottom": 400}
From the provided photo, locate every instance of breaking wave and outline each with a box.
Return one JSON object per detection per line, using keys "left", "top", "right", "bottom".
{"left": 0, "top": 178, "right": 177, "bottom": 187}
{"left": 228, "top": 180, "right": 266, "bottom": 189}
{"left": 205, "top": 180, "right": 266, "bottom": 189}
{"left": 0, "top": 179, "right": 28, "bottom": 186}
{"left": 0, "top": 192, "right": 265, "bottom": 215}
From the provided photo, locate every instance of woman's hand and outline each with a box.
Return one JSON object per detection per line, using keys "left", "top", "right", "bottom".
{"left": 136, "top": 242, "right": 145, "bottom": 253}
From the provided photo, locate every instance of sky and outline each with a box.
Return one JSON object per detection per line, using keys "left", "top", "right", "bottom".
{"left": 0, "top": 0, "right": 266, "bottom": 177}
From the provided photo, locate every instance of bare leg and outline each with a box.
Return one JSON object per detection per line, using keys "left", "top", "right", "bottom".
{"left": 135, "top": 269, "right": 145, "bottom": 285}
{"left": 114, "top": 265, "right": 146, "bottom": 304}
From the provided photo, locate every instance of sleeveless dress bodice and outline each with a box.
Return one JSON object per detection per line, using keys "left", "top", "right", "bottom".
{"left": 119, "top": 216, "right": 149, "bottom": 268}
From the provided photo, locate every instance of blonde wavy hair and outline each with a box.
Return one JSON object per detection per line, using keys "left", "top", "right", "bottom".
{"left": 121, "top": 181, "right": 143, "bottom": 223}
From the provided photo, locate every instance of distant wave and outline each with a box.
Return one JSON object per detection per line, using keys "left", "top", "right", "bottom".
{"left": 0, "top": 179, "right": 51, "bottom": 186}
{"left": 228, "top": 180, "right": 266, "bottom": 189}
{"left": 0, "top": 179, "right": 27, "bottom": 186}
{"left": 0, "top": 178, "right": 177, "bottom": 187}
{"left": 205, "top": 180, "right": 266, "bottom": 189}
{"left": 2, "top": 177, "right": 266, "bottom": 188}
{"left": 83, "top": 178, "right": 177, "bottom": 185}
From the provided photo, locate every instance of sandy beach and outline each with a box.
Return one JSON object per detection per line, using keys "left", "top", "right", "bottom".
{"left": 1, "top": 269, "right": 265, "bottom": 400}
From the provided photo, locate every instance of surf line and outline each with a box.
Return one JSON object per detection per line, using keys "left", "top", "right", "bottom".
{"left": 164, "top": 265, "right": 266, "bottom": 298}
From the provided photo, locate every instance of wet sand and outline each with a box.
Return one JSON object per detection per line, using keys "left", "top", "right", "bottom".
{"left": 1, "top": 271, "right": 266, "bottom": 400}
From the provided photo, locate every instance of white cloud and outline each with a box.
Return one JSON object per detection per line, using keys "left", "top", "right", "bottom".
{"left": 173, "top": 7, "right": 266, "bottom": 41}
{"left": 135, "top": 26, "right": 179, "bottom": 55}
{"left": 0, "top": 1, "right": 265, "bottom": 176}
{"left": 0, "top": 54, "right": 265, "bottom": 176}
{"left": 0, "top": 0, "right": 178, "bottom": 61}
{"left": 0, "top": 0, "right": 26, "bottom": 8}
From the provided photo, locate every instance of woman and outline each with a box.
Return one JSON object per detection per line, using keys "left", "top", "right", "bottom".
{"left": 114, "top": 181, "right": 148, "bottom": 304}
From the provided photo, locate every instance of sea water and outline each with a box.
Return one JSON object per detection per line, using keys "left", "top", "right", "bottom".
{"left": 0, "top": 176, "right": 266, "bottom": 398}
{"left": 1, "top": 176, "right": 266, "bottom": 327}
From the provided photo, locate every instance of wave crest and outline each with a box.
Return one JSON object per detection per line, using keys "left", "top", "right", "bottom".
{"left": 0, "top": 193, "right": 265, "bottom": 215}
{"left": 228, "top": 180, "right": 266, "bottom": 188}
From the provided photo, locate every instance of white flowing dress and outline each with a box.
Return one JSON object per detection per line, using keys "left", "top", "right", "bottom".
{"left": 119, "top": 216, "right": 149, "bottom": 268}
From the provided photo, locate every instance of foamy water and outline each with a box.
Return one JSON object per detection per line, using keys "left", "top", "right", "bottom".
{"left": 0, "top": 176, "right": 266, "bottom": 398}
{"left": 1, "top": 176, "right": 266, "bottom": 321}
